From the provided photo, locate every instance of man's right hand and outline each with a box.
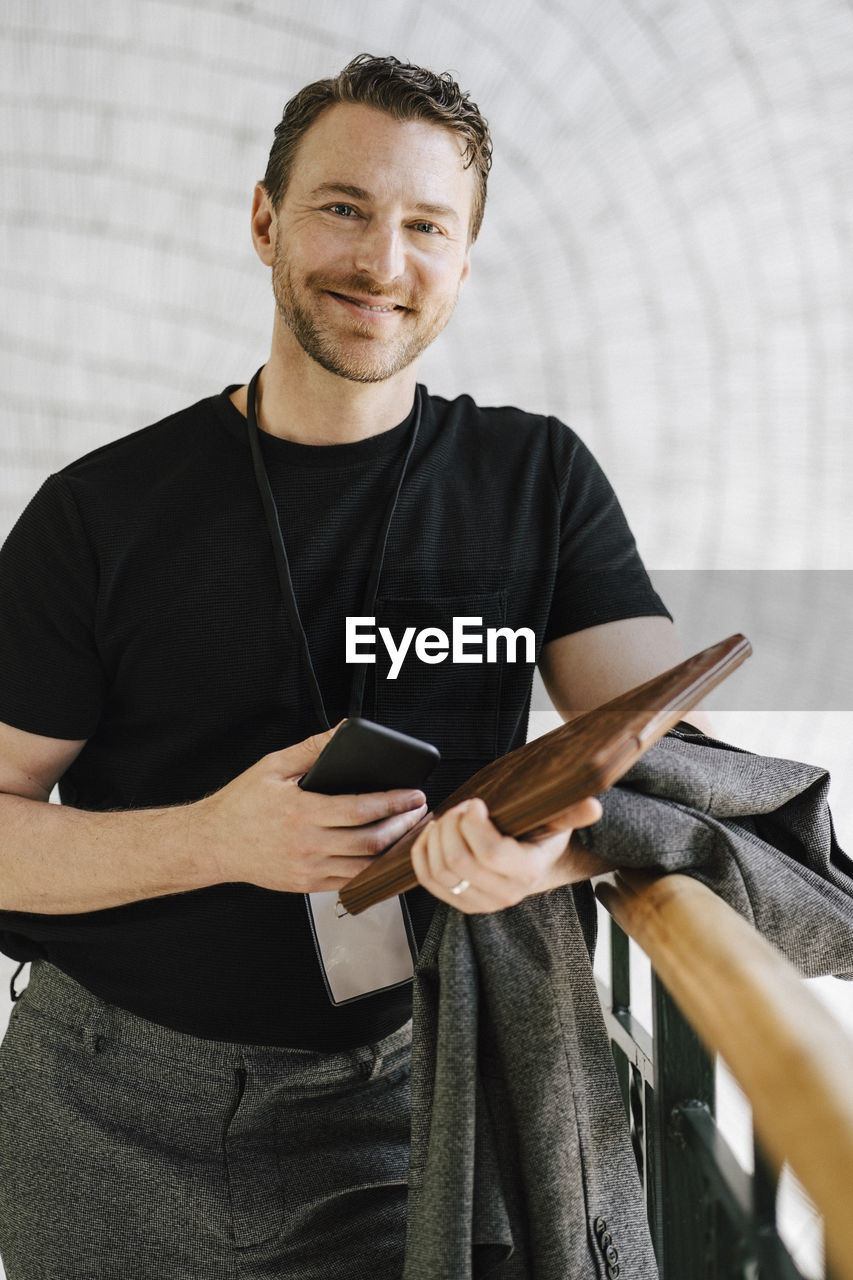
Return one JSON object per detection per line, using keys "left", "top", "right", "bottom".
{"left": 196, "top": 726, "right": 429, "bottom": 894}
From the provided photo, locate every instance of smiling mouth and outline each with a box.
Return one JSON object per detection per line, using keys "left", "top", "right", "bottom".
{"left": 328, "top": 291, "right": 409, "bottom": 314}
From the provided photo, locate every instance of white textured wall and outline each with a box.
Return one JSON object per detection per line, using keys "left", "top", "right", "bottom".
{"left": 3, "top": 1, "right": 852, "bottom": 569}
{"left": 1, "top": 4, "right": 852, "bottom": 1271}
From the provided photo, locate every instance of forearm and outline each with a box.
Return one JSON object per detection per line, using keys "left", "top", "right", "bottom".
{"left": 0, "top": 734, "right": 430, "bottom": 914}
{"left": 0, "top": 792, "right": 216, "bottom": 914}
{"left": 547, "top": 829, "right": 614, "bottom": 888}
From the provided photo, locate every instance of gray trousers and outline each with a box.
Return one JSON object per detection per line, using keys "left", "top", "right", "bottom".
{"left": 0, "top": 962, "right": 412, "bottom": 1280}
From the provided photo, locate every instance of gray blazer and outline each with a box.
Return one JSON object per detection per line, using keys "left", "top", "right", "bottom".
{"left": 402, "top": 728, "right": 853, "bottom": 1279}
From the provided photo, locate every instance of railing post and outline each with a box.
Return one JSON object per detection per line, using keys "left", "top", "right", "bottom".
{"left": 650, "top": 973, "right": 716, "bottom": 1279}
{"left": 603, "top": 920, "right": 657, "bottom": 1212}
{"left": 754, "top": 1143, "right": 789, "bottom": 1279}
{"left": 610, "top": 919, "right": 632, "bottom": 1116}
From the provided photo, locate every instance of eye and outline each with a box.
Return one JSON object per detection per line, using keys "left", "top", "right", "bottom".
{"left": 412, "top": 221, "right": 441, "bottom": 235}
{"left": 328, "top": 204, "right": 359, "bottom": 218}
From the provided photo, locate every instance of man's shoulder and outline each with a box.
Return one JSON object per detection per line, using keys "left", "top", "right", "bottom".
{"left": 31, "top": 391, "right": 246, "bottom": 533}
{"left": 424, "top": 387, "right": 551, "bottom": 432}
{"left": 55, "top": 391, "right": 238, "bottom": 488}
{"left": 421, "top": 387, "right": 587, "bottom": 467}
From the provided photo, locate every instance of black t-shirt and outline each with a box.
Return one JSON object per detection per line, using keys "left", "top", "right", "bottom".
{"left": 0, "top": 386, "right": 669, "bottom": 1048}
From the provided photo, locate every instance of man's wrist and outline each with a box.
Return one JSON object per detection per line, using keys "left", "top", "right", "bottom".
{"left": 549, "top": 830, "right": 612, "bottom": 888}
{"left": 177, "top": 794, "right": 228, "bottom": 891}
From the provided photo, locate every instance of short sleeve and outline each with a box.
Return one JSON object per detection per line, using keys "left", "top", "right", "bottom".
{"left": 545, "top": 418, "right": 670, "bottom": 642}
{"left": 0, "top": 474, "right": 106, "bottom": 738}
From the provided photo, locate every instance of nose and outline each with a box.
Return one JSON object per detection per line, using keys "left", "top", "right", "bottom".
{"left": 353, "top": 220, "right": 405, "bottom": 285}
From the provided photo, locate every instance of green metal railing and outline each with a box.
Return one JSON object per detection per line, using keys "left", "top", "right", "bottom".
{"left": 596, "top": 898, "right": 841, "bottom": 1280}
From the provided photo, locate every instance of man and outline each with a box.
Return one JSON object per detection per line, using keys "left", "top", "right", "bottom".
{"left": 0, "top": 54, "right": 693, "bottom": 1278}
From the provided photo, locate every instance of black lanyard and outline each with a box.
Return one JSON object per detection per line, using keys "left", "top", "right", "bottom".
{"left": 246, "top": 365, "right": 421, "bottom": 731}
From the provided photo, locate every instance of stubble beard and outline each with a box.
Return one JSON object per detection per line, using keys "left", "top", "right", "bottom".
{"left": 271, "top": 245, "right": 460, "bottom": 384}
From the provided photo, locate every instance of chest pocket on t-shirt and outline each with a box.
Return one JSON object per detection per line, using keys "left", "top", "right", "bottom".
{"left": 370, "top": 593, "right": 506, "bottom": 761}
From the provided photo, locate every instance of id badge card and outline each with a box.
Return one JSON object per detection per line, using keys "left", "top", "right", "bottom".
{"left": 305, "top": 891, "right": 417, "bottom": 1006}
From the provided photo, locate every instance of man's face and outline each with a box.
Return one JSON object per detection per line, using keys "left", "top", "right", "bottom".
{"left": 267, "top": 103, "right": 475, "bottom": 383}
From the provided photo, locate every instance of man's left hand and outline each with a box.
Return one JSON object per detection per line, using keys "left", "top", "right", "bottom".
{"left": 410, "top": 796, "right": 609, "bottom": 914}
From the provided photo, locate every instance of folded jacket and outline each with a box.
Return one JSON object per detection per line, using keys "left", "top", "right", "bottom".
{"left": 403, "top": 728, "right": 853, "bottom": 1279}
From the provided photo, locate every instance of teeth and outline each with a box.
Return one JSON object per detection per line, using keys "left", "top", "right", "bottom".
{"left": 351, "top": 298, "right": 396, "bottom": 311}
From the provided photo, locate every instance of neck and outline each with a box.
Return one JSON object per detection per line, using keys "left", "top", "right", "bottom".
{"left": 231, "top": 315, "right": 418, "bottom": 445}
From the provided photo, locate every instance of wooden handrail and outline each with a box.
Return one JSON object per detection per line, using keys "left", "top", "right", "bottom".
{"left": 596, "top": 870, "right": 853, "bottom": 1280}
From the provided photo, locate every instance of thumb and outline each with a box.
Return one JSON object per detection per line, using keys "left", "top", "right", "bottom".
{"left": 528, "top": 796, "right": 603, "bottom": 842}
{"left": 567, "top": 795, "right": 603, "bottom": 830}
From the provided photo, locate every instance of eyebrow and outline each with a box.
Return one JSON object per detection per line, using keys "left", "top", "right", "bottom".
{"left": 308, "top": 182, "right": 461, "bottom": 225}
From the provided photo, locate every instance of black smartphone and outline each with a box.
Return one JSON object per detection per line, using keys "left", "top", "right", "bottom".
{"left": 298, "top": 717, "right": 440, "bottom": 795}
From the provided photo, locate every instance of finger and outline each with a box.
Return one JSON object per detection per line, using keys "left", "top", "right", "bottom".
{"left": 419, "top": 876, "right": 495, "bottom": 914}
{"left": 455, "top": 800, "right": 536, "bottom": 879}
{"left": 330, "top": 802, "right": 430, "bottom": 858}
{"left": 411, "top": 816, "right": 474, "bottom": 900}
{"left": 412, "top": 816, "right": 528, "bottom": 913}
{"left": 307, "top": 855, "right": 390, "bottom": 891}
{"left": 304, "top": 786, "right": 428, "bottom": 829}
{"left": 419, "top": 809, "right": 462, "bottom": 887}
{"left": 418, "top": 803, "right": 519, "bottom": 899}
{"left": 524, "top": 796, "right": 603, "bottom": 842}
{"left": 299, "top": 806, "right": 429, "bottom": 886}
{"left": 425, "top": 804, "right": 479, "bottom": 888}
{"left": 565, "top": 796, "right": 603, "bottom": 828}
{"left": 457, "top": 801, "right": 577, "bottom": 895}
{"left": 411, "top": 812, "right": 458, "bottom": 892}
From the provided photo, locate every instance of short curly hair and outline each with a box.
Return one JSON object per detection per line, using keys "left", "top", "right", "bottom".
{"left": 262, "top": 53, "right": 493, "bottom": 242}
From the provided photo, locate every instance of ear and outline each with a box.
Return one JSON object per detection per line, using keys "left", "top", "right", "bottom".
{"left": 251, "top": 183, "right": 277, "bottom": 267}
